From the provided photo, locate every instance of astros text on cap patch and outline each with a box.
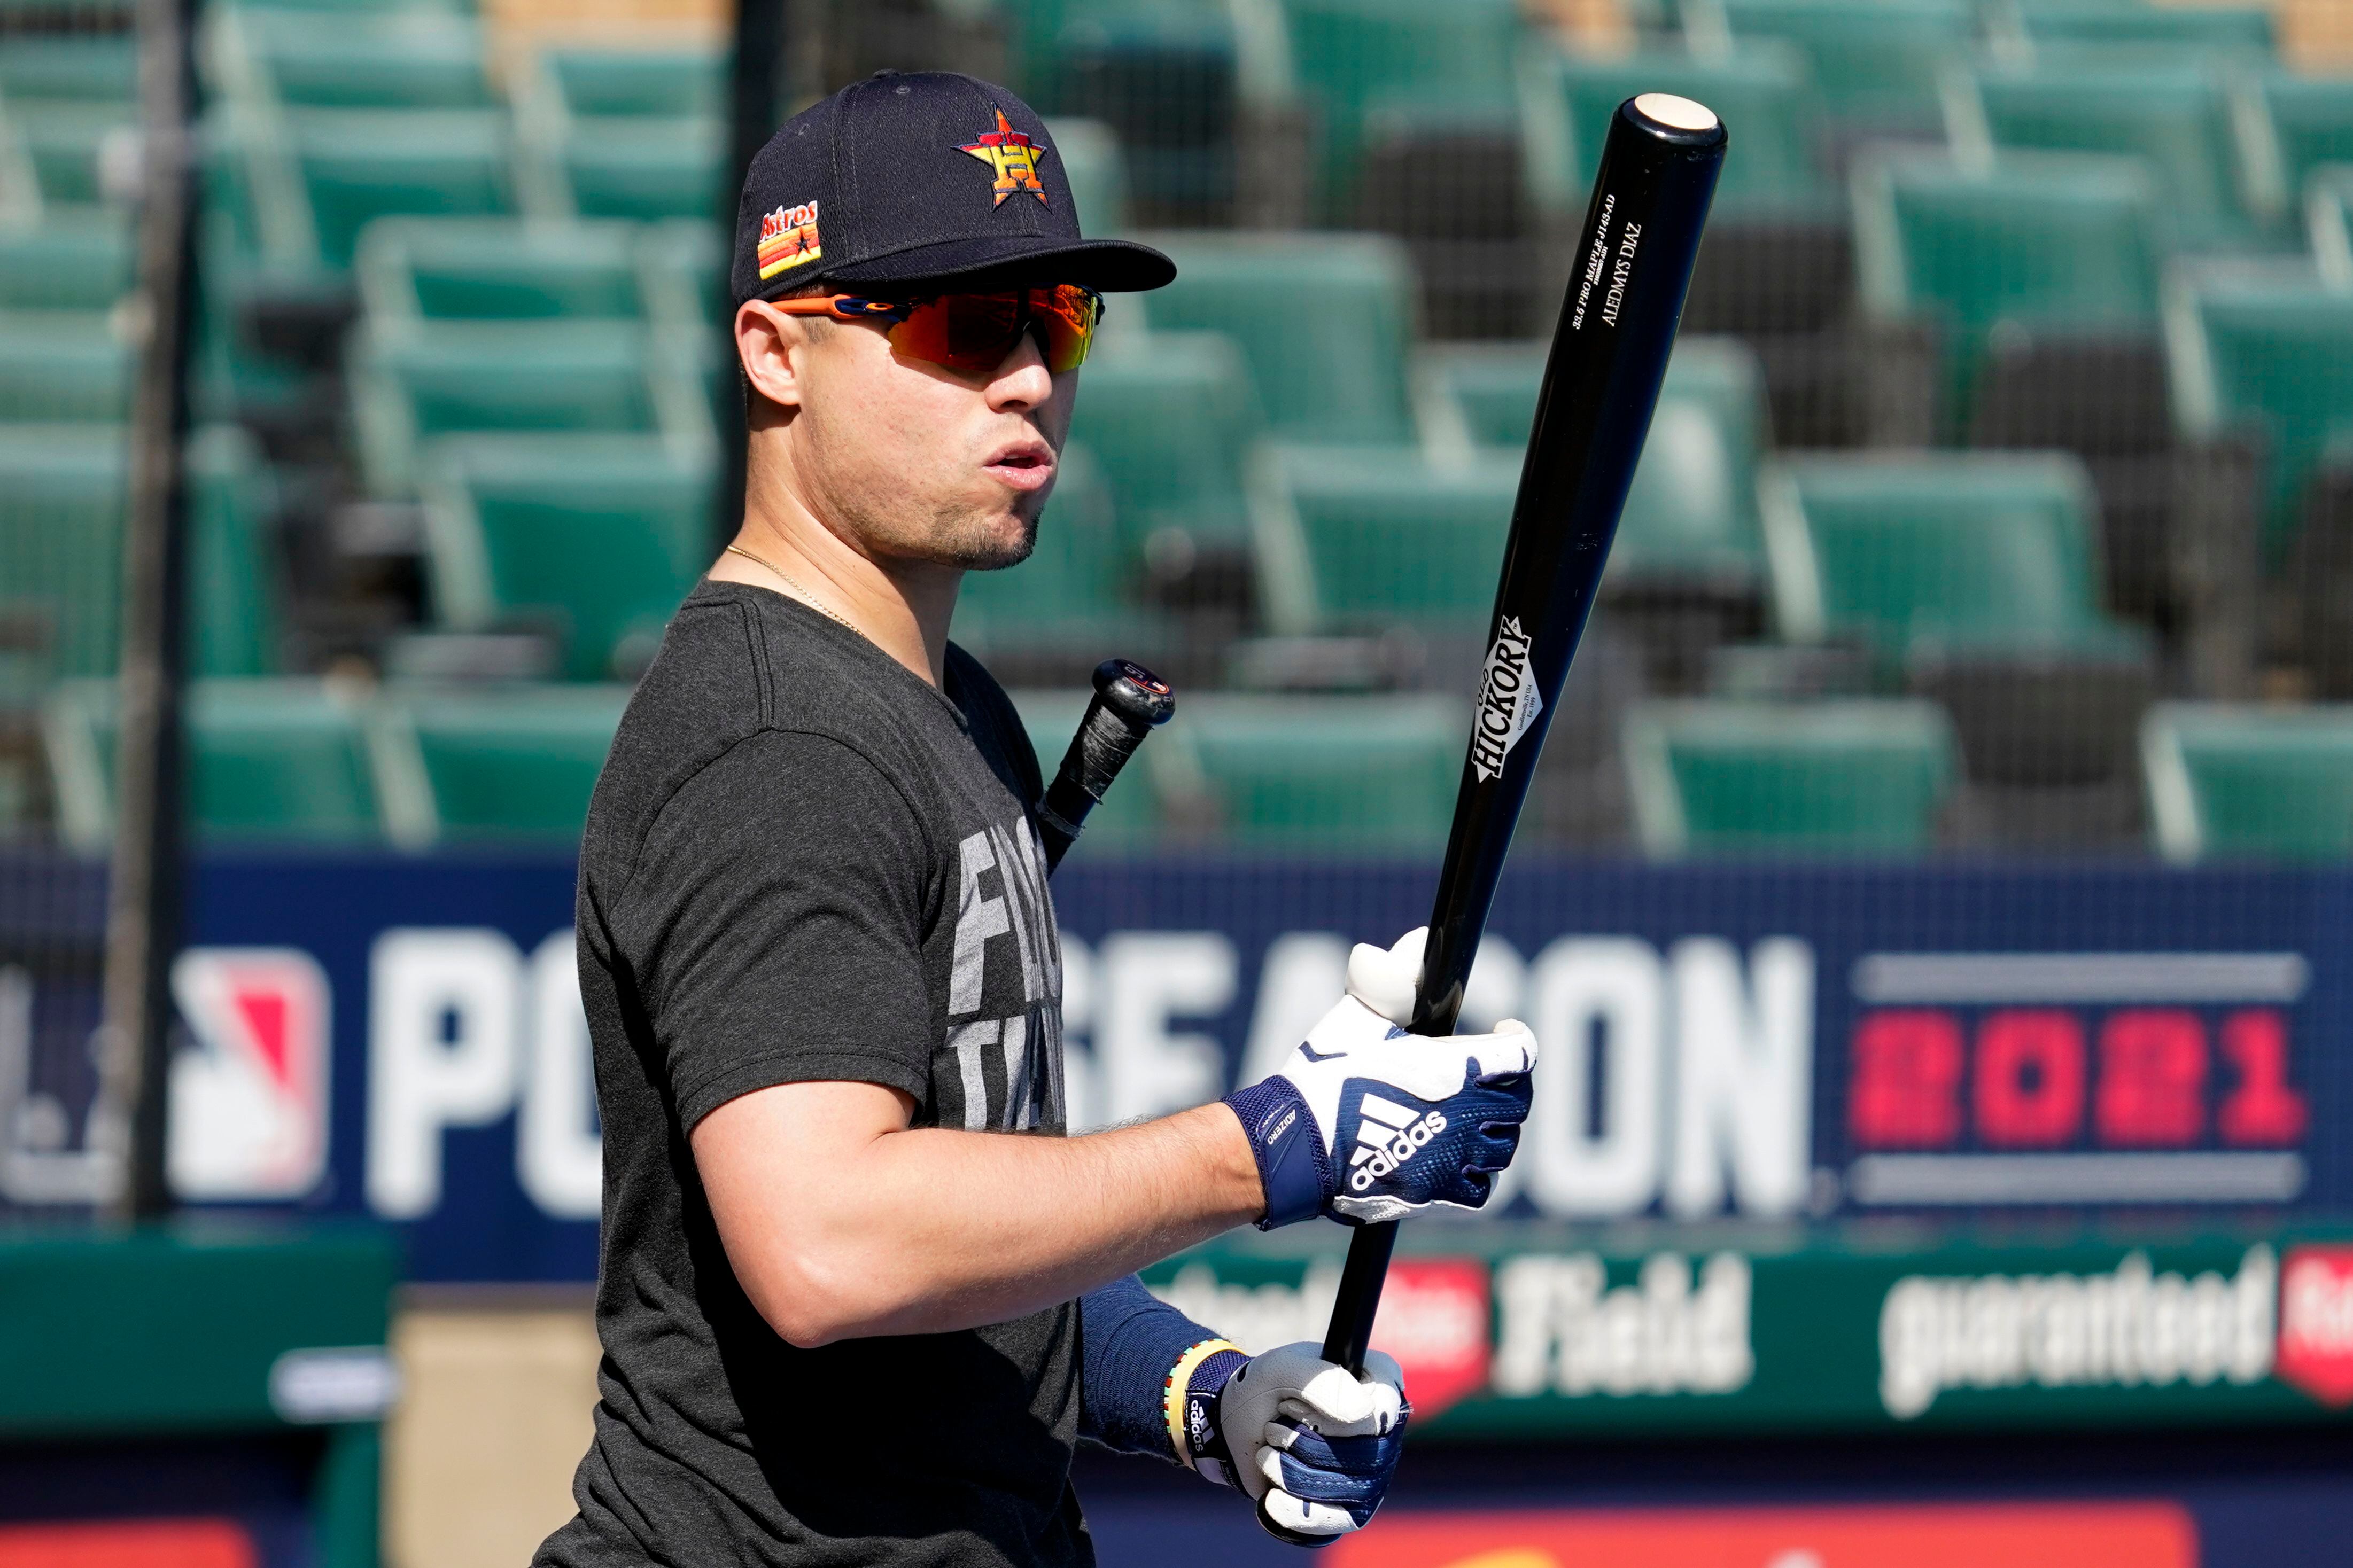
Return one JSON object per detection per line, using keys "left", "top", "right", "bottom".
{"left": 958, "top": 109, "right": 1049, "bottom": 208}
{"left": 758, "top": 200, "right": 821, "bottom": 279}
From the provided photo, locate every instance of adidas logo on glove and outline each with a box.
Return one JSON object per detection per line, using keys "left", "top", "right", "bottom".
{"left": 1348, "top": 1094, "right": 1448, "bottom": 1193}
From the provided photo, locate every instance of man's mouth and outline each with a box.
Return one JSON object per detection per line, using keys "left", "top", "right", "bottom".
{"left": 984, "top": 439, "right": 1055, "bottom": 492}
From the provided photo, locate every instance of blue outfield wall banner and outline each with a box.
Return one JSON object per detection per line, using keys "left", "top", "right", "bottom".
{"left": 2, "top": 853, "right": 2350, "bottom": 1284}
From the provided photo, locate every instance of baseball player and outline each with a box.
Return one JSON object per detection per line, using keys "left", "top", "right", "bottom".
{"left": 535, "top": 71, "right": 1540, "bottom": 1568}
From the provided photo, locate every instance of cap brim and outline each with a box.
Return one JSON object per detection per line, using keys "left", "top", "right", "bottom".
{"left": 765, "top": 234, "right": 1176, "bottom": 298}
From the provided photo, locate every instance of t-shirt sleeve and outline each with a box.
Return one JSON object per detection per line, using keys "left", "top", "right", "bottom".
{"left": 622, "top": 728, "right": 938, "bottom": 1130}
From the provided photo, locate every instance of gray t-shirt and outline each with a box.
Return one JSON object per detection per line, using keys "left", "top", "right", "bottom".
{"left": 537, "top": 579, "right": 1084, "bottom": 1568}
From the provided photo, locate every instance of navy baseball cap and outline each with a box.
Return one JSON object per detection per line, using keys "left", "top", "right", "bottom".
{"left": 730, "top": 70, "right": 1176, "bottom": 308}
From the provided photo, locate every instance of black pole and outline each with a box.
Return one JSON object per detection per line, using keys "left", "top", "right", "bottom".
{"left": 715, "top": 0, "right": 791, "bottom": 549}
{"left": 100, "top": 0, "right": 203, "bottom": 1221}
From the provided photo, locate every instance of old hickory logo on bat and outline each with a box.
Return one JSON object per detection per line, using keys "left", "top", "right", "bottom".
{"left": 1470, "top": 617, "right": 1542, "bottom": 782}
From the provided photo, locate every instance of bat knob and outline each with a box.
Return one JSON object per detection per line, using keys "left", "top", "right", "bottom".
{"left": 1090, "top": 658, "right": 1175, "bottom": 734}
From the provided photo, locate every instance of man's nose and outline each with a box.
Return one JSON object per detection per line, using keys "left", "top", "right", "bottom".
{"left": 988, "top": 329, "right": 1055, "bottom": 410}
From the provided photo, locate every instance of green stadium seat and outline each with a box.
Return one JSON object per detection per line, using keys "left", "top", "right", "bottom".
{"left": 1695, "top": 0, "right": 1972, "bottom": 131}
{"left": 1064, "top": 328, "right": 1259, "bottom": 553}
{"left": 1852, "top": 149, "right": 2164, "bottom": 425}
{"left": 1249, "top": 444, "right": 1518, "bottom": 637}
{"left": 1043, "top": 116, "right": 1129, "bottom": 233}
{"left": 0, "top": 424, "right": 281, "bottom": 681}
{"left": 0, "top": 310, "right": 131, "bottom": 421}
{"left": 0, "top": 209, "right": 134, "bottom": 309}
{"left": 1959, "top": 60, "right": 2280, "bottom": 247}
{"left": 634, "top": 217, "right": 725, "bottom": 331}
{"left": 0, "top": 35, "right": 136, "bottom": 103}
{"left": 553, "top": 115, "right": 724, "bottom": 223}
{"left": 2310, "top": 164, "right": 2353, "bottom": 285}
{"left": 417, "top": 434, "right": 710, "bottom": 681}
{"left": 44, "top": 677, "right": 383, "bottom": 851}
{"left": 1624, "top": 698, "right": 1958, "bottom": 855}
{"left": 1520, "top": 41, "right": 1827, "bottom": 217}
{"left": 2163, "top": 259, "right": 2353, "bottom": 563}
{"left": 2265, "top": 73, "right": 2353, "bottom": 212}
{"left": 1759, "top": 453, "right": 2135, "bottom": 664}
{"left": 207, "top": 10, "right": 494, "bottom": 111}
{"left": 347, "top": 319, "right": 714, "bottom": 494}
{"left": 2008, "top": 2, "right": 2277, "bottom": 54}
{"left": 1135, "top": 231, "right": 1417, "bottom": 446}
{"left": 1275, "top": 0, "right": 1523, "bottom": 219}
{"left": 2142, "top": 703, "right": 2353, "bottom": 862}
{"left": 953, "top": 444, "right": 1175, "bottom": 680}
{"left": 1426, "top": 336, "right": 1771, "bottom": 583}
{"left": 268, "top": 108, "right": 523, "bottom": 271}
{"left": 380, "top": 683, "right": 630, "bottom": 843}
{"left": 534, "top": 46, "right": 723, "bottom": 119}
{"left": 1184, "top": 692, "right": 1466, "bottom": 851}
{"left": 356, "top": 216, "right": 646, "bottom": 323}
{"left": 5, "top": 98, "right": 135, "bottom": 205}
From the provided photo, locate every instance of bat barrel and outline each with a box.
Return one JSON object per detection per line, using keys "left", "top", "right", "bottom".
{"left": 1321, "top": 95, "right": 1727, "bottom": 1375}
{"left": 1038, "top": 659, "right": 1174, "bottom": 872}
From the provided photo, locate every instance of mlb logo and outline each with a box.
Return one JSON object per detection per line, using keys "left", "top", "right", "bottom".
{"left": 168, "top": 948, "right": 330, "bottom": 1200}
{"left": 1371, "top": 1257, "right": 1492, "bottom": 1418}
{"left": 2278, "top": 1245, "right": 2353, "bottom": 1407}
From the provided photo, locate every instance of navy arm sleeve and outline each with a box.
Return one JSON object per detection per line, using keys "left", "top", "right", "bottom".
{"left": 1078, "top": 1274, "right": 1224, "bottom": 1461}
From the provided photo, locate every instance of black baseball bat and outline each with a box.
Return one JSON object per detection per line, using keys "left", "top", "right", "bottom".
{"left": 1037, "top": 658, "right": 1174, "bottom": 873}
{"left": 1316, "top": 96, "right": 1727, "bottom": 1378}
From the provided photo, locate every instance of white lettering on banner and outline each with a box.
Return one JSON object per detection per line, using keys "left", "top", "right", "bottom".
{"left": 1876, "top": 1246, "right": 2277, "bottom": 1420}
{"left": 518, "top": 934, "right": 601, "bottom": 1220}
{"left": 1242, "top": 933, "right": 1349, "bottom": 1089}
{"left": 1097, "top": 933, "right": 1234, "bottom": 1125}
{"left": 368, "top": 930, "right": 522, "bottom": 1219}
{"left": 1492, "top": 1252, "right": 1754, "bottom": 1398}
{"left": 1153, "top": 1260, "right": 1343, "bottom": 1353}
{"left": 1525, "top": 939, "right": 1664, "bottom": 1216}
{"left": 1668, "top": 938, "right": 1814, "bottom": 1220}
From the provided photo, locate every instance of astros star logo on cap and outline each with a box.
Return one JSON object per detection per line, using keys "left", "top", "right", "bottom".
{"left": 958, "top": 108, "right": 1049, "bottom": 208}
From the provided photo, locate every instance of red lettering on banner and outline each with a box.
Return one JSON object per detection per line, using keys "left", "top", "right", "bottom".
{"left": 1974, "top": 1011, "right": 2085, "bottom": 1148}
{"left": 1369, "top": 1258, "right": 1490, "bottom": 1418}
{"left": 1850, "top": 1011, "right": 1963, "bottom": 1148}
{"left": 2218, "top": 1009, "right": 2307, "bottom": 1146}
{"left": 2096, "top": 1010, "right": 2207, "bottom": 1146}
{"left": 2279, "top": 1246, "right": 2353, "bottom": 1407}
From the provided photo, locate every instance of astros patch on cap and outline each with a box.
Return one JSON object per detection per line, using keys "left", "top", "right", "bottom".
{"left": 730, "top": 70, "right": 1176, "bottom": 308}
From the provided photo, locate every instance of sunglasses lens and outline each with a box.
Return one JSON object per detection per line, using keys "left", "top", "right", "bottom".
{"left": 884, "top": 287, "right": 1101, "bottom": 373}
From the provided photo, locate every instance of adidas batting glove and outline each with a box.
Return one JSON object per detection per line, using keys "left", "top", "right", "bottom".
{"left": 1179, "top": 1342, "right": 1410, "bottom": 1545}
{"left": 1223, "top": 928, "right": 1537, "bottom": 1228}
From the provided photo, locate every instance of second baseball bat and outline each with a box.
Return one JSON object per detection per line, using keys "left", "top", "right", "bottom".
{"left": 1317, "top": 95, "right": 1727, "bottom": 1377}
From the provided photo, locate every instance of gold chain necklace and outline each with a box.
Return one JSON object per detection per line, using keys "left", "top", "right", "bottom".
{"left": 723, "top": 543, "right": 860, "bottom": 635}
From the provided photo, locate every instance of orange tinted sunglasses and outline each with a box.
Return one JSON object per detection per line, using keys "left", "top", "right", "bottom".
{"left": 774, "top": 285, "right": 1104, "bottom": 373}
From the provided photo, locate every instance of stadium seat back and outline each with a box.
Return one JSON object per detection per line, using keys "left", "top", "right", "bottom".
{"left": 539, "top": 48, "right": 723, "bottom": 119}
{"left": 1626, "top": 698, "right": 1957, "bottom": 855}
{"left": 0, "top": 311, "right": 130, "bottom": 422}
{"left": 954, "top": 443, "right": 1131, "bottom": 636}
{"left": 1763, "top": 454, "right": 2118, "bottom": 659}
{"left": 223, "top": 12, "right": 494, "bottom": 111}
{"left": 392, "top": 685, "right": 630, "bottom": 840}
{"left": 289, "top": 108, "right": 518, "bottom": 269}
{"left": 421, "top": 435, "right": 711, "bottom": 680}
{"left": 1966, "top": 63, "right": 2269, "bottom": 245}
{"left": 2265, "top": 74, "right": 2353, "bottom": 209}
{"left": 1255, "top": 446, "right": 1517, "bottom": 635}
{"left": 1186, "top": 693, "right": 1466, "bottom": 850}
{"left": 1278, "top": 0, "right": 1522, "bottom": 217}
{"left": 0, "top": 35, "right": 137, "bottom": 103}
{"left": 1704, "top": 0, "right": 1971, "bottom": 129}
{"left": 1065, "top": 329, "right": 1259, "bottom": 552}
{"left": 358, "top": 217, "right": 645, "bottom": 322}
{"left": 1135, "top": 232, "right": 1417, "bottom": 445}
{"left": 2144, "top": 704, "right": 2353, "bottom": 862}
{"left": 1043, "top": 116, "right": 1129, "bottom": 233}
{"left": 2167, "top": 266, "right": 2353, "bottom": 563}
{"left": 2012, "top": 3, "right": 2276, "bottom": 53}
{"left": 558, "top": 116, "right": 724, "bottom": 223}
{"left": 8, "top": 98, "right": 135, "bottom": 205}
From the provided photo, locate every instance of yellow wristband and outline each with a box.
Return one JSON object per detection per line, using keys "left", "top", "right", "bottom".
{"left": 1163, "top": 1337, "right": 1245, "bottom": 1465}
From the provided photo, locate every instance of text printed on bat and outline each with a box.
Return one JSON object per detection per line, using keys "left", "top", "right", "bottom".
{"left": 1571, "top": 194, "right": 1645, "bottom": 332}
{"left": 1471, "top": 617, "right": 1543, "bottom": 782}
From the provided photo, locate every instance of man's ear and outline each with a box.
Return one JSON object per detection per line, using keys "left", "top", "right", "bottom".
{"left": 736, "top": 298, "right": 811, "bottom": 412}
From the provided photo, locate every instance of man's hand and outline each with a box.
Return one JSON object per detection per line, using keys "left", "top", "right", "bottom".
{"left": 1182, "top": 1343, "right": 1408, "bottom": 1544}
{"left": 1222, "top": 929, "right": 1537, "bottom": 1227}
